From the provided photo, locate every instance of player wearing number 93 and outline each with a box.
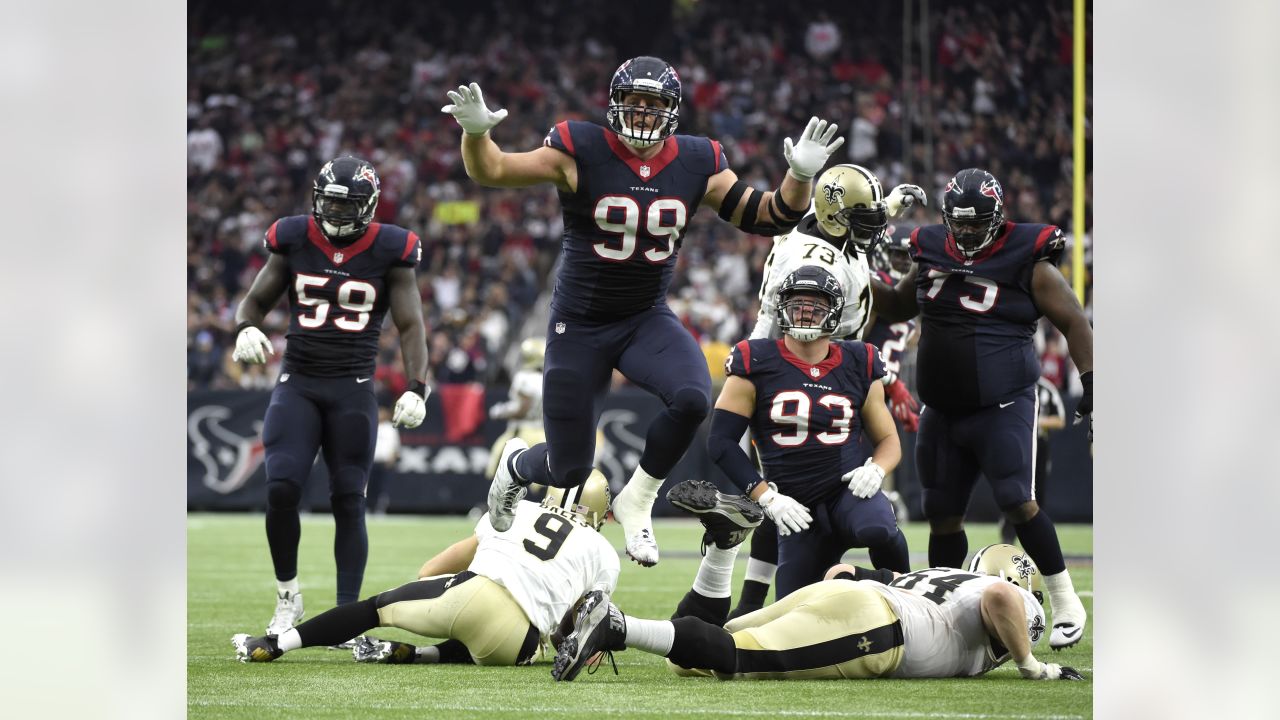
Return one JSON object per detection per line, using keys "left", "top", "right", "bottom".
{"left": 442, "top": 56, "right": 847, "bottom": 568}
{"left": 231, "top": 156, "right": 430, "bottom": 638}
{"left": 233, "top": 473, "right": 618, "bottom": 666}
{"left": 869, "top": 168, "right": 1094, "bottom": 650}
{"left": 708, "top": 265, "right": 911, "bottom": 603}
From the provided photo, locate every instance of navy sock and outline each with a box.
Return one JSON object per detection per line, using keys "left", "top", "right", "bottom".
{"left": 928, "top": 530, "right": 968, "bottom": 568}
{"left": 512, "top": 444, "right": 550, "bottom": 486}
{"left": 332, "top": 494, "right": 368, "bottom": 605}
{"left": 869, "top": 529, "right": 911, "bottom": 573}
{"left": 1013, "top": 510, "right": 1067, "bottom": 575}
{"left": 671, "top": 589, "right": 729, "bottom": 627}
{"left": 736, "top": 580, "right": 769, "bottom": 610}
{"left": 265, "top": 482, "right": 302, "bottom": 581}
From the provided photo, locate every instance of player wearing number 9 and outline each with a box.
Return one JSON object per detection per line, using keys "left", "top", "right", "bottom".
{"left": 233, "top": 472, "right": 618, "bottom": 666}
{"left": 231, "top": 156, "right": 430, "bottom": 636}
{"left": 443, "top": 57, "right": 846, "bottom": 569}
{"left": 869, "top": 168, "right": 1093, "bottom": 650}
{"left": 707, "top": 266, "right": 911, "bottom": 601}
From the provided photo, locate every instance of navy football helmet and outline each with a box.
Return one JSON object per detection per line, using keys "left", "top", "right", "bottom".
{"left": 312, "top": 156, "right": 380, "bottom": 240}
{"left": 606, "top": 56, "right": 681, "bottom": 149}
{"left": 871, "top": 226, "right": 914, "bottom": 281}
{"left": 942, "top": 168, "right": 1005, "bottom": 258}
{"left": 777, "top": 265, "right": 844, "bottom": 342}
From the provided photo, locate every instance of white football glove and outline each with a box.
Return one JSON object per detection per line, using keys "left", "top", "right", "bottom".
{"left": 441, "top": 82, "right": 509, "bottom": 135}
{"left": 886, "top": 183, "right": 927, "bottom": 218}
{"left": 757, "top": 483, "right": 812, "bottom": 536}
{"left": 783, "top": 116, "right": 845, "bottom": 181}
{"left": 232, "top": 326, "right": 273, "bottom": 365}
{"left": 843, "top": 458, "right": 886, "bottom": 499}
{"left": 1019, "top": 660, "right": 1085, "bottom": 681}
{"left": 392, "top": 388, "right": 428, "bottom": 429}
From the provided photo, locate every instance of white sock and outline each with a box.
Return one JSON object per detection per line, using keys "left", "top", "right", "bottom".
{"left": 277, "top": 578, "right": 299, "bottom": 596}
{"left": 277, "top": 628, "right": 302, "bottom": 651}
{"left": 692, "top": 545, "right": 740, "bottom": 598}
{"left": 744, "top": 558, "right": 777, "bottom": 585}
{"left": 415, "top": 645, "right": 440, "bottom": 663}
{"left": 625, "top": 617, "right": 675, "bottom": 656}
{"left": 1043, "top": 569, "right": 1077, "bottom": 604}
{"left": 622, "top": 465, "right": 664, "bottom": 506}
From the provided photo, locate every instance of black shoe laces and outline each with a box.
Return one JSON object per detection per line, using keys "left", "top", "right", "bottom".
{"left": 586, "top": 649, "right": 619, "bottom": 676}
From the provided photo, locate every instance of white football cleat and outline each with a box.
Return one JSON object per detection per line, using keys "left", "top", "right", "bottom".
{"left": 1048, "top": 591, "right": 1087, "bottom": 650}
{"left": 266, "top": 590, "right": 304, "bottom": 636}
{"left": 613, "top": 482, "right": 659, "bottom": 567}
{"left": 487, "top": 438, "right": 529, "bottom": 532}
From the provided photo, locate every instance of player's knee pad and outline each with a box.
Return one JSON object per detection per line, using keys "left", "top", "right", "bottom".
{"left": 667, "top": 616, "right": 736, "bottom": 675}
{"left": 668, "top": 387, "right": 711, "bottom": 425}
{"left": 265, "top": 480, "right": 302, "bottom": 511}
{"left": 329, "top": 465, "right": 368, "bottom": 498}
{"left": 264, "top": 452, "right": 303, "bottom": 487}
{"left": 853, "top": 523, "right": 894, "bottom": 549}
{"left": 1001, "top": 499, "right": 1039, "bottom": 524}
{"left": 330, "top": 492, "right": 366, "bottom": 520}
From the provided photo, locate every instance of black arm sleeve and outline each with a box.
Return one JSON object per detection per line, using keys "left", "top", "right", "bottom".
{"left": 706, "top": 409, "right": 761, "bottom": 494}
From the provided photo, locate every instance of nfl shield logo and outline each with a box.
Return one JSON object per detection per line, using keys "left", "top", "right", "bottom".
{"left": 639, "top": 164, "right": 651, "bottom": 179}
{"left": 333, "top": 252, "right": 344, "bottom": 264}
{"left": 810, "top": 367, "right": 820, "bottom": 377}
{"left": 555, "top": 322, "right": 566, "bottom": 334}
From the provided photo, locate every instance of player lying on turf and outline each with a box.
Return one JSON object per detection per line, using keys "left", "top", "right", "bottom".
{"left": 232, "top": 473, "right": 615, "bottom": 665}
{"left": 551, "top": 483, "right": 1082, "bottom": 682}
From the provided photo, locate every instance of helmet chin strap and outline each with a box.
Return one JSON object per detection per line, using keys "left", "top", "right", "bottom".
{"left": 322, "top": 220, "right": 359, "bottom": 239}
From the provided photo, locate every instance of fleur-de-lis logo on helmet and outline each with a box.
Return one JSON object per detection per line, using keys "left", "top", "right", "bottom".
{"left": 1012, "top": 552, "right": 1035, "bottom": 581}
{"left": 822, "top": 181, "right": 845, "bottom": 206}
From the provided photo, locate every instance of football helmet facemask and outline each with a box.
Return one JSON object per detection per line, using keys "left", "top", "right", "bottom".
{"left": 519, "top": 337, "right": 546, "bottom": 371}
{"left": 813, "top": 164, "right": 889, "bottom": 256}
{"left": 542, "top": 470, "right": 611, "bottom": 530}
{"left": 312, "top": 156, "right": 380, "bottom": 241}
{"left": 776, "top": 265, "right": 844, "bottom": 342}
{"left": 942, "top": 168, "right": 1005, "bottom": 258}
{"left": 871, "top": 226, "right": 914, "bottom": 281}
{"left": 968, "top": 543, "right": 1045, "bottom": 604}
{"left": 606, "top": 56, "right": 681, "bottom": 149}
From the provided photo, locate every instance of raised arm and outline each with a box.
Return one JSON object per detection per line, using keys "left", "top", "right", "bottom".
{"left": 701, "top": 116, "right": 844, "bottom": 236}
{"left": 442, "top": 83, "right": 576, "bottom": 192}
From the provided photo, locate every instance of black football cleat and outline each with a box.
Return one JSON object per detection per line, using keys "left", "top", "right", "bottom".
{"left": 232, "top": 633, "right": 283, "bottom": 663}
{"left": 666, "top": 479, "right": 764, "bottom": 551}
{"left": 551, "top": 590, "right": 626, "bottom": 682}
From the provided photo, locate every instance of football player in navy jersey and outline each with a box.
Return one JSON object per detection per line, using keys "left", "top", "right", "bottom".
{"left": 441, "top": 56, "right": 846, "bottom": 567}
{"left": 869, "top": 168, "right": 1093, "bottom": 649}
{"left": 701, "top": 265, "right": 910, "bottom": 605}
{"left": 231, "top": 156, "right": 430, "bottom": 639}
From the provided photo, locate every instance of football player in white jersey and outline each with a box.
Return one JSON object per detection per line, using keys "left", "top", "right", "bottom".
{"left": 732, "top": 164, "right": 925, "bottom": 618}
{"left": 233, "top": 472, "right": 617, "bottom": 666}
{"left": 552, "top": 542, "right": 1082, "bottom": 682}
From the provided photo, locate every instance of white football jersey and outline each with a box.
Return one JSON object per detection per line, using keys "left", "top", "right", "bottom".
{"left": 751, "top": 213, "right": 872, "bottom": 341}
{"left": 867, "top": 568, "right": 1045, "bottom": 678}
{"left": 469, "top": 500, "right": 619, "bottom": 635}
{"left": 506, "top": 368, "right": 543, "bottom": 430}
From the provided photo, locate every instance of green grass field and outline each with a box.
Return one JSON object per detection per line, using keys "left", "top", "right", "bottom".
{"left": 189, "top": 513, "right": 1092, "bottom": 719}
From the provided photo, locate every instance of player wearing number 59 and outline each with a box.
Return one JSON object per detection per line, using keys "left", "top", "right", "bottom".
{"left": 231, "top": 156, "right": 430, "bottom": 639}
{"left": 869, "top": 168, "right": 1093, "bottom": 650}
{"left": 443, "top": 57, "right": 846, "bottom": 567}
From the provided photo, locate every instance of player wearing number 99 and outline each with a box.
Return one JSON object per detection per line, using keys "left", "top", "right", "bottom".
{"left": 231, "top": 156, "right": 429, "bottom": 639}
{"left": 708, "top": 266, "right": 911, "bottom": 604}
{"left": 233, "top": 473, "right": 618, "bottom": 666}
{"left": 869, "top": 168, "right": 1094, "bottom": 650}
{"left": 442, "top": 56, "right": 846, "bottom": 568}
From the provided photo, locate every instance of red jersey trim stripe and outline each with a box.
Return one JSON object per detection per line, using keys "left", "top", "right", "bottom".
{"left": 401, "top": 232, "right": 420, "bottom": 261}
{"left": 306, "top": 218, "right": 380, "bottom": 265}
{"left": 864, "top": 343, "right": 876, "bottom": 379}
{"left": 776, "top": 339, "right": 844, "bottom": 381}
{"left": 266, "top": 220, "right": 280, "bottom": 250}
{"left": 736, "top": 339, "right": 752, "bottom": 374}
{"left": 603, "top": 127, "right": 680, "bottom": 181}
{"left": 1033, "top": 225, "right": 1059, "bottom": 254}
{"left": 710, "top": 139, "right": 723, "bottom": 173}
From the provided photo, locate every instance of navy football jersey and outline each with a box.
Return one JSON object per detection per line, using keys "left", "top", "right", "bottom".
{"left": 910, "top": 222, "right": 1065, "bottom": 412}
{"left": 865, "top": 269, "right": 918, "bottom": 380}
{"left": 264, "top": 215, "right": 422, "bottom": 377}
{"left": 726, "top": 338, "right": 885, "bottom": 507}
{"left": 544, "top": 120, "right": 728, "bottom": 320}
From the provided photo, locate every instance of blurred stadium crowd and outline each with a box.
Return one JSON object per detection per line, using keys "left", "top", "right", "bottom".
{"left": 188, "top": 0, "right": 1091, "bottom": 400}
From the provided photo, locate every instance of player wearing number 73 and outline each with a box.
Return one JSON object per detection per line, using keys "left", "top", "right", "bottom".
{"left": 442, "top": 56, "right": 846, "bottom": 568}
{"left": 231, "top": 156, "right": 430, "bottom": 640}
{"left": 869, "top": 168, "right": 1094, "bottom": 650}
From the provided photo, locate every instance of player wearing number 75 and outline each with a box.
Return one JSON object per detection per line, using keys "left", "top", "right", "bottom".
{"left": 231, "top": 156, "right": 430, "bottom": 640}
{"left": 442, "top": 56, "right": 846, "bottom": 569}
{"left": 869, "top": 168, "right": 1094, "bottom": 651}
{"left": 234, "top": 474, "right": 617, "bottom": 666}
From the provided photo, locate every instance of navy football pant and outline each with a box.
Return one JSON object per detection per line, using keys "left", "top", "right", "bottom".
{"left": 261, "top": 373, "right": 377, "bottom": 604}
{"left": 774, "top": 490, "right": 907, "bottom": 599}
{"left": 517, "top": 305, "right": 711, "bottom": 488}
